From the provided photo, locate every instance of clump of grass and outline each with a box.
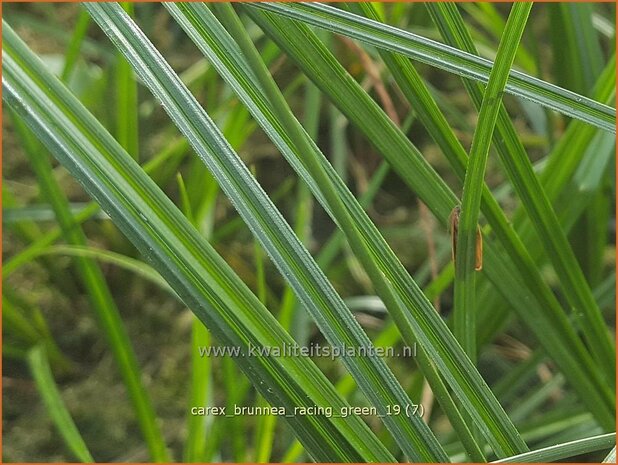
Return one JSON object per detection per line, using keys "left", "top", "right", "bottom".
{"left": 3, "top": 2, "right": 615, "bottom": 462}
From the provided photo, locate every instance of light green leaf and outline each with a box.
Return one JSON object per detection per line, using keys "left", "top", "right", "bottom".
{"left": 247, "top": 2, "right": 615, "bottom": 133}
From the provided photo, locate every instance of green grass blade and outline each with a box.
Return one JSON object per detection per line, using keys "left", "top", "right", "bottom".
{"left": 493, "top": 433, "right": 615, "bottom": 463}
{"left": 84, "top": 3, "right": 446, "bottom": 460}
{"left": 184, "top": 320, "right": 211, "bottom": 462}
{"left": 454, "top": 3, "right": 531, "bottom": 362}
{"left": 30, "top": 245, "right": 173, "bottom": 294}
{"left": 549, "top": 3, "right": 604, "bottom": 94}
{"left": 547, "top": 4, "right": 606, "bottom": 287}
{"left": 60, "top": 8, "right": 91, "bottom": 83}
{"left": 3, "top": 185, "right": 81, "bottom": 297}
{"left": 27, "top": 345, "right": 94, "bottom": 462}
{"left": 115, "top": 3, "right": 139, "bottom": 160}
{"left": 3, "top": 203, "right": 102, "bottom": 223}
{"left": 277, "top": 79, "right": 319, "bottom": 334}
{"left": 252, "top": 234, "right": 274, "bottom": 463}
{"left": 9, "top": 111, "right": 170, "bottom": 462}
{"left": 244, "top": 4, "right": 615, "bottom": 431}
{"left": 248, "top": 2, "right": 616, "bottom": 133}
{"left": 254, "top": 73, "right": 321, "bottom": 465}
{"left": 344, "top": 3, "right": 524, "bottom": 349}
{"left": 427, "top": 1, "right": 616, "bottom": 383}
{"left": 453, "top": 5, "right": 531, "bottom": 449}
{"left": 283, "top": 259, "right": 473, "bottom": 462}
{"left": 2, "top": 20, "right": 393, "bottom": 462}
{"left": 603, "top": 446, "right": 616, "bottom": 462}
{"left": 183, "top": 120, "right": 217, "bottom": 465}
{"left": 540, "top": 54, "right": 614, "bottom": 202}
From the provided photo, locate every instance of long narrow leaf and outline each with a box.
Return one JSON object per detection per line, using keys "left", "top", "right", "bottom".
{"left": 248, "top": 2, "right": 615, "bottom": 133}
{"left": 115, "top": 3, "right": 139, "bottom": 160}
{"left": 493, "top": 433, "right": 616, "bottom": 463}
{"left": 27, "top": 345, "right": 94, "bottom": 462}
{"left": 454, "top": 2, "right": 531, "bottom": 360}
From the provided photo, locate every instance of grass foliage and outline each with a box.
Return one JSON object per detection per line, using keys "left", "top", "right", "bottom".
{"left": 2, "top": 2, "right": 615, "bottom": 462}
